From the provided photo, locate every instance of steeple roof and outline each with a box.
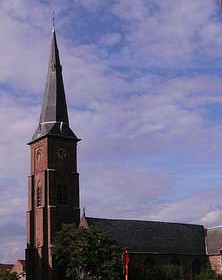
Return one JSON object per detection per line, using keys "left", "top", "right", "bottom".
{"left": 30, "top": 28, "right": 79, "bottom": 143}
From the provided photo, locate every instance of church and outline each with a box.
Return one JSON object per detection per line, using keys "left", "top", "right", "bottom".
{"left": 25, "top": 27, "right": 222, "bottom": 280}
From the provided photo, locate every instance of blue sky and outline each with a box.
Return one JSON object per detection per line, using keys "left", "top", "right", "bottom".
{"left": 1, "top": 0, "right": 222, "bottom": 262}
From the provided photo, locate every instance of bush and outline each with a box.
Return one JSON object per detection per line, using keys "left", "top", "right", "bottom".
{"left": 0, "top": 272, "right": 18, "bottom": 280}
{"left": 53, "top": 224, "right": 122, "bottom": 280}
{"left": 194, "top": 266, "right": 222, "bottom": 280}
{"left": 144, "top": 264, "right": 180, "bottom": 280}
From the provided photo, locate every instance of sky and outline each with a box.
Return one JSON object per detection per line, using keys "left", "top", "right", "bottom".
{"left": 1, "top": 0, "right": 222, "bottom": 263}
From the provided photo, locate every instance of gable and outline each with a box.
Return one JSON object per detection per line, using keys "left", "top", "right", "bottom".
{"left": 207, "top": 227, "right": 222, "bottom": 255}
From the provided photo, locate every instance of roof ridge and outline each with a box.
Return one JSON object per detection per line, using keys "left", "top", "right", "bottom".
{"left": 86, "top": 216, "right": 204, "bottom": 227}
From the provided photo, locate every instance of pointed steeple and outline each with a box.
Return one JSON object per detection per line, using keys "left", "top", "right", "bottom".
{"left": 40, "top": 28, "right": 69, "bottom": 125}
{"left": 31, "top": 28, "right": 79, "bottom": 143}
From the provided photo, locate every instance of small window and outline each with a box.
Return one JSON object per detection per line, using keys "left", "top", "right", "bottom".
{"left": 37, "top": 186, "right": 42, "bottom": 207}
{"left": 56, "top": 184, "right": 68, "bottom": 205}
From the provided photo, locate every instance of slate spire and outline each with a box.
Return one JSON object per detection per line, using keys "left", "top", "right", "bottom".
{"left": 39, "top": 28, "right": 69, "bottom": 125}
{"left": 31, "top": 27, "right": 79, "bottom": 143}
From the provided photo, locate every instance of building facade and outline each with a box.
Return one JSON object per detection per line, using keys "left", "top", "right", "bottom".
{"left": 25, "top": 28, "right": 80, "bottom": 280}
{"left": 207, "top": 227, "right": 222, "bottom": 275}
{"left": 25, "top": 27, "right": 221, "bottom": 280}
{"left": 80, "top": 214, "right": 207, "bottom": 280}
{"left": 11, "top": 259, "right": 25, "bottom": 280}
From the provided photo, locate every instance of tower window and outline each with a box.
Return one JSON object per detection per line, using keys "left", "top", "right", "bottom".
{"left": 56, "top": 184, "right": 68, "bottom": 205}
{"left": 37, "top": 186, "right": 42, "bottom": 207}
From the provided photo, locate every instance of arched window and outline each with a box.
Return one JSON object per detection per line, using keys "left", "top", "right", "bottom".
{"left": 56, "top": 184, "right": 68, "bottom": 205}
{"left": 37, "top": 186, "right": 42, "bottom": 207}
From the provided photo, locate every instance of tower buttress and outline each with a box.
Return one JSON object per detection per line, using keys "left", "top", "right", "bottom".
{"left": 26, "top": 28, "right": 80, "bottom": 280}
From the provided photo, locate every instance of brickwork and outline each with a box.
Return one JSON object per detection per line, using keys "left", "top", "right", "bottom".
{"left": 10, "top": 260, "right": 25, "bottom": 279}
{"left": 209, "top": 255, "right": 222, "bottom": 275}
{"left": 26, "top": 26, "right": 81, "bottom": 280}
{"left": 26, "top": 136, "right": 80, "bottom": 280}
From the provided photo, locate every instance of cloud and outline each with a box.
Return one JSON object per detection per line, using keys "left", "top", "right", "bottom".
{"left": 80, "top": 163, "right": 173, "bottom": 219}
{"left": 100, "top": 33, "right": 121, "bottom": 47}
{"left": 1, "top": 0, "right": 222, "bottom": 263}
{"left": 0, "top": 238, "right": 25, "bottom": 263}
{"left": 145, "top": 187, "right": 222, "bottom": 228}
{"left": 202, "top": 210, "right": 222, "bottom": 226}
{"left": 110, "top": 0, "right": 222, "bottom": 67}
{"left": 75, "top": 0, "right": 106, "bottom": 9}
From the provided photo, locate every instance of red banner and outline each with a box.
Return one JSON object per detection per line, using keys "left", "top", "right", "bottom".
{"left": 122, "top": 250, "right": 130, "bottom": 266}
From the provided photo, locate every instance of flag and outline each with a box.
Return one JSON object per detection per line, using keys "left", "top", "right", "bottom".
{"left": 122, "top": 249, "right": 130, "bottom": 266}
{"left": 122, "top": 250, "right": 130, "bottom": 279}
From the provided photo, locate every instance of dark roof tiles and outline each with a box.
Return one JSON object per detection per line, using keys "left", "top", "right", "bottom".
{"left": 30, "top": 28, "right": 79, "bottom": 143}
{"left": 86, "top": 217, "right": 206, "bottom": 255}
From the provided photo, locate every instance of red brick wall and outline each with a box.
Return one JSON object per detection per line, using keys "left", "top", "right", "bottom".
{"left": 11, "top": 260, "right": 24, "bottom": 274}
{"left": 209, "top": 255, "right": 222, "bottom": 275}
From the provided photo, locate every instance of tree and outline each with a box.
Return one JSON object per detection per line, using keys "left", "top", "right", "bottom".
{"left": 144, "top": 264, "right": 180, "bottom": 280}
{"left": 194, "top": 266, "right": 222, "bottom": 280}
{"left": 53, "top": 224, "right": 122, "bottom": 280}
{"left": 0, "top": 272, "right": 18, "bottom": 280}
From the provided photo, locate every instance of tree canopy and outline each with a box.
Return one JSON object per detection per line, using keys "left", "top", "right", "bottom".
{"left": 53, "top": 224, "right": 122, "bottom": 280}
{"left": 0, "top": 272, "right": 18, "bottom": 280}
{"left": 143, "top": 263, "right": 180, "bottom": 280}
{"left": 194, "top": 266, "right": 222, "bottom": 280}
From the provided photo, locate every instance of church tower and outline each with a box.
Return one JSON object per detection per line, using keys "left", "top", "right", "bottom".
{"left": 26, "top": 28, "right": 80, "bottom": 280}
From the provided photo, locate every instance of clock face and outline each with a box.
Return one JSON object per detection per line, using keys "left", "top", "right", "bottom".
{"left": 57, "top": 148, "right": 67, "bottom": 160}
{"left": 36, "top": 149, "right": 42, "bottom": 162}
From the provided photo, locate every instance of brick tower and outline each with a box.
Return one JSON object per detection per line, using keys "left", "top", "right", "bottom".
{"left": 26, "top": 27, "right": 80, "bottom": 280}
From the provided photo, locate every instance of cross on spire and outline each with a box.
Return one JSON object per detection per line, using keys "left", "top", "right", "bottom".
{"left": 52, "top": 11, "right": 55, "bottom": 30}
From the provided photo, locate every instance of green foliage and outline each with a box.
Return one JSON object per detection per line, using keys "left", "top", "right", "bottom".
{"left": 0, "top": 272, "right": 18, "bottom": 280}
{"left": 144, "top": 264, "right": 180, "bottom": 280}
{"left": 194, "top": 266, "right": 222, "bottom": 280}
{"left": 53, "top": 224, "right": 122, "bottom": 280}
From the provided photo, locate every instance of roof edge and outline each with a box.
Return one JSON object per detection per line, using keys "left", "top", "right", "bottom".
{"left": 86, "top": 216, "right": 205, "bottom": 228}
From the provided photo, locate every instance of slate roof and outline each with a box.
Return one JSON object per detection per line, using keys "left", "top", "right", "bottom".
{"left": 86, "top": 217, "right": 206, "bottom": 255}
{"left": 31, "top": 28, "right": 79, "bottom": 143}
{"left": 207, "top": 227, "right": 222, "bottom": 255}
